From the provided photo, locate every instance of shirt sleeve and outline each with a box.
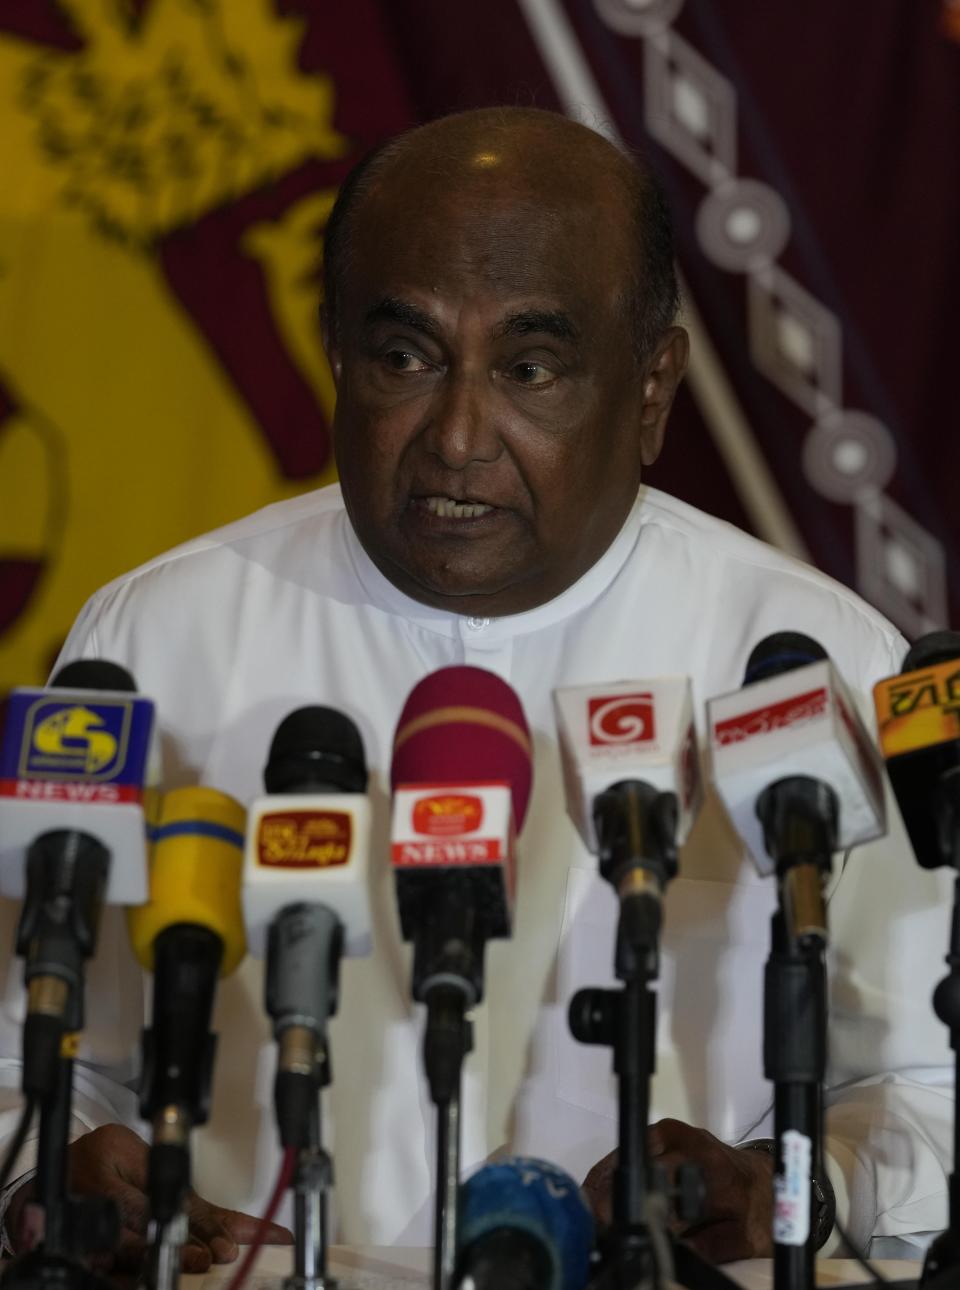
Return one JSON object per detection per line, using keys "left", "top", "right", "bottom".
{"left": 823, "top": 1075, "right": 951, "bottom": 1257}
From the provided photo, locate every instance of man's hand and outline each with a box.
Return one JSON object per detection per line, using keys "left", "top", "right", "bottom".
{"left": 582, "top": 1118, "right": 774, "bottom": 1264}
{"left": 6, "top": 1123, "right": 293, "bottom": 1274}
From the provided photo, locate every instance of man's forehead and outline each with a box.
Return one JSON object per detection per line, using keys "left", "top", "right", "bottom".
{"left": 345, "top": 179, "right": 628, "bottom": 320}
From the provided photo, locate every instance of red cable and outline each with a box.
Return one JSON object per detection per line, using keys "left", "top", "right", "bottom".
{"left": 224, "top": 1145, "right": 297, "bottom": 1290}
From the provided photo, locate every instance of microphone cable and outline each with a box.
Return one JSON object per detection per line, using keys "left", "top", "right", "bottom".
{"left": 224, "top": 1145, "right": 296, "bottom": 1290}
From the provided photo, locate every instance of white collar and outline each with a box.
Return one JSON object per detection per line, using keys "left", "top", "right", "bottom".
{"left": 342, "top": 487, "right": 650, "bottom": 642}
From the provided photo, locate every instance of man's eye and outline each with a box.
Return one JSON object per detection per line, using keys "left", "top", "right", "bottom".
{"left": 383, "top": 349, "right": 429, "bottom": 373}
{"left": 510, "top": 361, "right": 554, "bottom": 386}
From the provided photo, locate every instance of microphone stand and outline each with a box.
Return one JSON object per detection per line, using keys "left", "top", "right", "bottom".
{"left": 138, "top": 924, "right": 222, "bottom": 1290}
{"left": 572, "top": 784, "right": 742, "bottom": 1290}
{"left": 919, "top": 768, "right": 960, "bottom": 1290}
{"left": 267, "top": 902, "right": 343, "bottom": 1290}
{"left": 756, "top": 777, "right": 836, "bottom": 1290}
{"left": 571, "top": 783, "right": 679, "bottom": 1290}
{"left": 286, "top": 1078, "right": 335, "bottom": 1290}
{"left": 2, "top": 831, "right": 117, "bottom": 1290}
{"left": 412, "top": 878, "right": 482, "bottom": 1290}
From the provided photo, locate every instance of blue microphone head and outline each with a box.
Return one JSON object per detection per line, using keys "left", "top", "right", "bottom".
{"left": 458, "top": 1156, "right": 594, "bottom": 1290}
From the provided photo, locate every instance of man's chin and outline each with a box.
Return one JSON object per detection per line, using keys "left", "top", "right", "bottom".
{"left": 380, "top": 551, "right": 540, "bottom": 617}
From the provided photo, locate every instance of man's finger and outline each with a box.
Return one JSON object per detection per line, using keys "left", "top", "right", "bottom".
{"left": 185, "top": 1194, "right": 293, "bottom": 1260}
{"left": 211, "top": 1205, "right": 293, "bottom": 1246}
{"left": 650, "top": 1118, "right": 720, "bottom": 1161}
{"left": 182, "top": 1197, "right": 238, "bottom": 1265}
{"left": 681, "top": 1221, "right": 751, "bottom": 1266}
{"left": 181, "top": 1237, "right": 215, "bottom": 1274}
{"left": 105, "top": 1180, "right": 151, "bottom": 1238}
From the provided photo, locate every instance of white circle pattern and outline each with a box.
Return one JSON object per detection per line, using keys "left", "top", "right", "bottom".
{"left": 802, "top": 411, "right": 897, "bottom": 503}
{"left": 696, "top": 178, "right": 791, "bottom": 272}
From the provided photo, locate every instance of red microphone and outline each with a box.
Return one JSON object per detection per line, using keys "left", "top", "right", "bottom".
{"left": 390, "top": 665, "right": 532, "bottom": 942}
{"left": 390, "top": 664, "right": 532, "bottom": 822}
{"left": 389, "top": 666, "right": 533, "bottom": 1104}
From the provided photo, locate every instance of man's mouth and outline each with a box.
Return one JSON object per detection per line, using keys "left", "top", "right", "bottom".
{"left": 419, "top": 495, "right": 495, "bottom": 519}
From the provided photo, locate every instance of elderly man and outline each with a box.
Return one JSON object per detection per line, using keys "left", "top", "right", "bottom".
{"left": 1, "top": 107, "right": 950, "bottom": 1273}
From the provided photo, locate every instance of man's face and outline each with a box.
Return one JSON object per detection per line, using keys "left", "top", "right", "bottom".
{"left": 328, "top": 161, "right": 683, "bottom": 616}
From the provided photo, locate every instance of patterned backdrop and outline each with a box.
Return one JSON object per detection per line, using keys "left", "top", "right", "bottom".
{"left": 1, "top": 0, "right": 958, "bottom": 695}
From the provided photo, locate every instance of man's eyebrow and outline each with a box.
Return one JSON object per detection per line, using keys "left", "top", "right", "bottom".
{"left": 495, "top": 310, "right": 579, "bottom": 342}
{"left": 364, "top": 297, "right": 442, "bottom": 338}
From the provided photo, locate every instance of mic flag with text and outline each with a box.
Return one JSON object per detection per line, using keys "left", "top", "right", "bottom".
{"left": 708, "top": 633, "right": 885, "bottom": 875}
{"left": 243, "top": 705, "right": 372, "bottom": 959}
{"left": 553, "top": 676, "right": 702, "bottom": 855}
{"left": 0, "top": 658, "right": 156, "bottom": 904}
{"left": 873, "top": 629, "right": 960, "bottom": 870}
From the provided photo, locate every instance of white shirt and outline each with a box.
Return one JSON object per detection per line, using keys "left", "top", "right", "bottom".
{"left": 2, "top": 483, "right": 950, "bottom": 1256}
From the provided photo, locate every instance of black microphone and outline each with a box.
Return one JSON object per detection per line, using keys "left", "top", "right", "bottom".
{"left": 8, "top": 661, "right": 146, "bottom": 1099}
{"left": 709, "top": 630, "right": 886, "bottom": 940}
{"left": 243, "top": 706, "right": 372, "bottom": 1148}
{"left": 553, "top": 677, "right": 702, "bottom": 974}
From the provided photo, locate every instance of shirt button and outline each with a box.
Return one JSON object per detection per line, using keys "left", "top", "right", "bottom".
{"left": 466, "top": 616, "right": 490, "bottom": 632}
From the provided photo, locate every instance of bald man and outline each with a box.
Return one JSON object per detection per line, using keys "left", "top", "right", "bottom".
{"left": 4, "top": 109, "right": 948, "bottom": 1272}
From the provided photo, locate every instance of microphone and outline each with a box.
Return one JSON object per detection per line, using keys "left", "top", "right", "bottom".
{"left": 243, "top": 706, "right": 372, "bottom": 1147}
{"left": 390, "top": 665, "right": 532, "bottom": 1103}
{"left": 455, "top": 1157, "right": 594, "bottom": 1290}
{"left": 874, "top": 633, "right": 960, "bottom": 1290}
{"left": 708, "top": 631, "right": 886, "bottom": 936}
{"left": 873, "top": 630, "right": 960, "bottom": 870}
{"left": 554, "top": 677, "right": 702, "bottom": 964}
{"left": 1, "top": 661, "right": 157, "bottom": 1098}
{"left": 127, "top": 786, "right": 246, "bottom": 1222}
{"left": 0, "top": 659, "right": 155, "bottom": 904}
{"left": 709, "top": 632, "right": 883, "bottom": 1275}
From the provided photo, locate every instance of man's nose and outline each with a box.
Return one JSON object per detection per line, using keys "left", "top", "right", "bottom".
{"left": 423, "top": 371, "right": 501, "bottom": 468}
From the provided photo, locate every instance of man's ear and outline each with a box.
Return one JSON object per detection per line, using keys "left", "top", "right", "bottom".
{"left": 639, "top": 326, "right": 689, "bottom": 466}
{"left": 320, "top": 307, "right": 343, "bottom": 385}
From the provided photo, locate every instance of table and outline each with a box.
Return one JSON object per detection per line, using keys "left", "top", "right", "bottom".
{"left": 181, "top": 1246, "right": 921, "bottom": 1290}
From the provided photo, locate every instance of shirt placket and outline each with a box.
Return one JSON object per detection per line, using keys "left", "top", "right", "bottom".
{"left": 458, "top": 615, "right": 515, "bottom": 682}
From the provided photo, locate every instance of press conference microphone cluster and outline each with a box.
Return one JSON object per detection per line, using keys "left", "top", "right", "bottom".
{"left": 244, "top": 704, "right": 372, "bottom": 1290}
{"left": 390, "top": 664, "right": 532, "bottom": 1290}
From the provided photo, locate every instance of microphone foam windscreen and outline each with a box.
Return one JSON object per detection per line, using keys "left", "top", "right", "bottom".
{"left": 129, "top": 786, "right": 247, "bottom": 976}
{"left": 264, "top": 706, "right": 368, "bottom": 794}
{"left": 51, "top": 659, "right": 137, "bottom": 692}
{"left": 459, "top": 1157, "right": 593, "bottom": 1290}
{"left": 391, "top": 666, "right": 533, "bottom": 830}
{"left": 743, "top": 631, "right": 827, "bottom": 685}
{"left": 901, "top": 630, "right": 960, "bottom": 673}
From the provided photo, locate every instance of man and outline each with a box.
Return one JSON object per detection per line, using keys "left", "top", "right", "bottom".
{"left": 1, "top": 107, "right": 950, "bottom": 1272}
